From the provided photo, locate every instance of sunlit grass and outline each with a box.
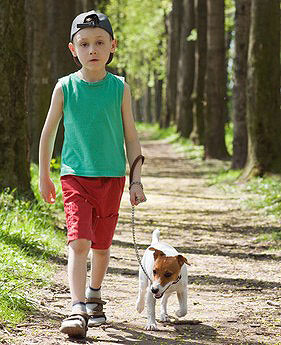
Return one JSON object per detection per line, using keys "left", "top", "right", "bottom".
{"left": 0, "top": 166, "right": 65, "bottom": 326}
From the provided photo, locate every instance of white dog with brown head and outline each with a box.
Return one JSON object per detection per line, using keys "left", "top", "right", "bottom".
{"left": 136, "top": 229, "right": 190, "bottom": 330}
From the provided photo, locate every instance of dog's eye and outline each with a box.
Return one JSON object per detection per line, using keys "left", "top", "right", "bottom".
{"left": 164, "top": 272, "right": 172, "bottom": 278}
{"left": 153, "top": 270, "right": 157, "bottom": 275}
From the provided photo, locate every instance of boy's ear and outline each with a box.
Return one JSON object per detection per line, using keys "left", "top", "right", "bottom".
{"left": 111, "top": 39, "right": 117, "bottom": 53}
{"left": 68, "top": 42, "right": 77, "bottom": 57}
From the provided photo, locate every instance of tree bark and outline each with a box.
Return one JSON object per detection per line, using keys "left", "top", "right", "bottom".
{"left": 190, "top": 0, "right": 207, "bottom": 145}
{"left": 26, "top": 0, "right": 52, "bottom": 164}
{"left": 231, "top": 0, "right": 251, "bottom": 169}
{"left": 154, "top": 74, "right": 163, "bottom": 124}
{"left": 243, "top": 0, "right": 281, "bottom": 178}
{"left": 164, "top": 0, "right": 183, "bottom": 128}
{"left": 176, "top": 0, "right": 195, "bottom": 138}
{"left": 0, "top": 0, "right": 32, "bottom": 195}
{"left": 205, "top": 0, "right": 229, "bottom": 160}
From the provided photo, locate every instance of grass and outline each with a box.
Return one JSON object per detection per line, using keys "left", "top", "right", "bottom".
{"left": 0, "top": 165, "right": 65, "bottom": 326}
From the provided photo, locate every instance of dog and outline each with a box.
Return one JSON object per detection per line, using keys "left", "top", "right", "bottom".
{"left": 136, "top": 229, "right": 190, "bottom": 330}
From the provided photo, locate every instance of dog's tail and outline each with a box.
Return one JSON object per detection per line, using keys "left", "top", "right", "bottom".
{"left": 151, "top": 229, "right": 160, "bottom": 245}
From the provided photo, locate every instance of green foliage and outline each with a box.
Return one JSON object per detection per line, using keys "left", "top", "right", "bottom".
{"left": 136, "top": 122, "right": 175, "bottom": 140}
{"left": 225, "top": 122, "right": 233, "bottom": 156}
{"left": 0, "top": 167, "right": 65, "bottom": 325}
{"left": 106, "top": 0, "right": 169, "bottom": 97}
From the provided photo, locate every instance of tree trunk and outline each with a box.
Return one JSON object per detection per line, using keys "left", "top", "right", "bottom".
{"left": 190, "top": 0, "right": 207, "bottom": 145}
{"left": 176, "top": 0, "right": 195, "bottom": 138}
{"left": 26, "top": 0, "right": 52, "bottom": 164}
{"left": 205, "top": 0, "right": 229, "bottom": 160}
{"left": 231, "top": 0, "right": 251, "bottom": 169}
{"left": 0, "top": 0, "right": 32, "bottom": 195}
{"left": 154, "top": 74, "right": 163, "bottom": 124}
{"left": 165, "top": 0, "right": 183, "bottom": 128}
{"left": 144, "top": 85, "right": 152, "bottom": 123}
{"left": 243, "top": 0, "right": 281, "bottom": 178}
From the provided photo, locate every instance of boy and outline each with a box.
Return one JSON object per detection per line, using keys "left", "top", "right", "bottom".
{"left": 39, "top": 10, "right": 146, "bottom": 338}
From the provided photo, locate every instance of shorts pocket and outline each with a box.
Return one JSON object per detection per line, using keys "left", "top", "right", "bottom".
{"left": 92, "top": 213, "right": 119, "bottom": 249}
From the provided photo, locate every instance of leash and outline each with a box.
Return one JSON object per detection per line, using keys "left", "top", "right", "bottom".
{"left": 130, "top": 155, "right": 181, "bottom": 289}
{"left": 130, "top": 155, "right": 152, "bottom": 284}
{"left": 131, "top": 204, "right": 152, "bottom": 284}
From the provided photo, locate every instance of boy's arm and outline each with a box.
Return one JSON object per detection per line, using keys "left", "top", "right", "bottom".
{"left": 39, "top": 82, "right": 63, "bottom": 203}
{"left": 122, "top": 82, "right": 146, "bottom": 205}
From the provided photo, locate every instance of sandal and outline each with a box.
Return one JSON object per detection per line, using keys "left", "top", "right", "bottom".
{"left": 86, "top": 297, "right": 107, "bottom": 327}
{"left": 59, "top": 312, "right": 89, "bottom": 338}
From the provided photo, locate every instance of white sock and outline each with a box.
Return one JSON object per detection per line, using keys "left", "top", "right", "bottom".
{"left": 72, "top": 301, "right": 86, "bottom": 314}
{"left": 86, "top": 286, "right": 101, "bottom": 299}
{"left": 86, "top": 286, "right": 106, "bottom": 323}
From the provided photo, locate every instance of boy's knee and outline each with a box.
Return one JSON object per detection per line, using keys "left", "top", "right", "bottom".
{"left": 69, "top": 238, "right": 91, "bottom": 256}
{"left": 93, "top": 248, "right": 110, "bottom": 257}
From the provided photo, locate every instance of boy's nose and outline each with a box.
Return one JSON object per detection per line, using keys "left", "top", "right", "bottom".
{"left": 89, "top": 47, "right": 96, "bottom": 55}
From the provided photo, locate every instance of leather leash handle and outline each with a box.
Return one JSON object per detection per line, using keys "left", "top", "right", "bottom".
{"left": 129, "top": 155, "right": 145, "bottom": 185}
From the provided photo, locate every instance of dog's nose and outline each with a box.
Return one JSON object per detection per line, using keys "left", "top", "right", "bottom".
{"left": 151, "top": 287, "right": 159, "bottom": 294}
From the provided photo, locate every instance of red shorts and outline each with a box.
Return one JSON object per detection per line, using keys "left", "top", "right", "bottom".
{"left": 61, "top": 175, "right": 125, "bottom": 249}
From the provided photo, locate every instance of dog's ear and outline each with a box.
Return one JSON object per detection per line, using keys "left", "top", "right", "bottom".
{"left": 177, "top": 255, "right": 191, "bottom": 266}
{"left": 149, "top": 247, "right": 165, "bottom": 260}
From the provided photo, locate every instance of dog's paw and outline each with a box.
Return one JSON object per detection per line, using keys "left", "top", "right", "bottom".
{"left": 160, "top": 313, "right": 170, "bottom": 322}
{"left": 175, "top": 308, "right": 187, "bottom": 318}
{"left": 136, "top": 299, "right": 145, "bottom": 313}
{"left": 145, "top": 322, "right": 158, "bottom": 331}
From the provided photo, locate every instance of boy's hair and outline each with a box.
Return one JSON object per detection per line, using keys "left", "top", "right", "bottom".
{"left": 70, "top": 10, "right": 114, "bottom": 66}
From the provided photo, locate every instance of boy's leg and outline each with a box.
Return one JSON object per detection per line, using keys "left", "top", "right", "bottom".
{"left": 90, "top": 248, "right": 110, "bottom": 288}
{"left": 86, "top": 248, "right": 110, "bottom": 326}
{"left": 60, "top": 238, "right": 91, "bottom": 337}
{"left": 68, "top": 239, "right": 91, "bottom": 306}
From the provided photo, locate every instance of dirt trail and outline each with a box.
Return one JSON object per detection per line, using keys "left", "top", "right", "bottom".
{"left": 4, "top": 138, "right": 281, "bottom": 345}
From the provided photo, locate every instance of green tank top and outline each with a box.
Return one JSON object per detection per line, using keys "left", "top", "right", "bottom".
{"left": 59, "top": 72, "right": 126, "bottom": 177}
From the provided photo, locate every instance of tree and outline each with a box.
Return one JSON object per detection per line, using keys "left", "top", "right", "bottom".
{"left": 0, "top": 0, "right": 32, "bottom": 195}
{"left": 243, "top": 0, "right": 281, "bottom": 177}
{"left": 25, "top": 0, "right": 52, "bottom": 163}
{"left": 176, "top": 0, "right": 195, "bottom": 138}
{"left": 204, "top": 0, "right": 229, "bottom": 160}
{"left": 190, "top": 0, "right": 207, "bottom": 145}
{"left": 231, "top": 0, "right": 251, "bottom": 169}
{"left": 164, "top": 0, "right": 183, "bottom": 127}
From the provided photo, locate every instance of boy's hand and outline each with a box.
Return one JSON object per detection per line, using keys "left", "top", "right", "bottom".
{"left": 39, "top": 178, "right": 56, "bottom": 204}
{"left": 130, "top": 184, "right": 146, "bottom": 206}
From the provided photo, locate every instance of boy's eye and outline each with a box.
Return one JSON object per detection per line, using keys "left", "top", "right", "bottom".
{"left": 164, "top": 272, "right": 172, "bottom": 278}
{"left": 97, "top": 41, "right": 104, "bottom": 45}
{"left": 80, "top": 43, "right": 88, "bottom": 47}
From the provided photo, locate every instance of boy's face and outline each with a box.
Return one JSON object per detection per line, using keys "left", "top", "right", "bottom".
{"left": 69, "top": 27, "right": 116, "bottom": 70}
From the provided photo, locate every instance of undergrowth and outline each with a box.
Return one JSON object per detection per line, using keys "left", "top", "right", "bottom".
{"left": 0, "top": 165, "right": 65, "bottom": 326}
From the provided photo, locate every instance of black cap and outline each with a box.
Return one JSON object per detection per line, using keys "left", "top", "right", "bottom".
{"left": 70, "top": 10, "right": 114, "bottom": 65}
{"left": 70, "top": 10, "right": 114, "bottom": 41}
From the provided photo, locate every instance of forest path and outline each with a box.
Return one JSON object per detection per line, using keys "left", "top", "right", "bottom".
{"left": 8, "top": 137, "right": 281, "bottom": 345}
